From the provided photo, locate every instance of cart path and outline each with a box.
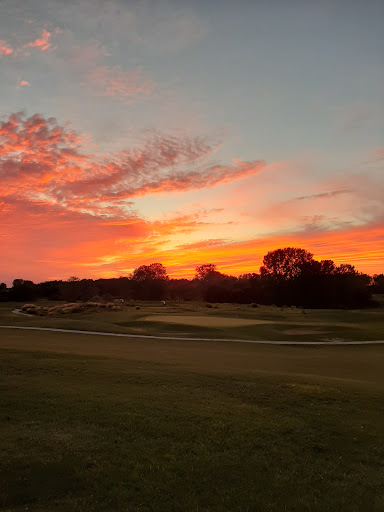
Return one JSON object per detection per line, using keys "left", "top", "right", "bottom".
{"left": 1, "top": 325, "right": 384, "bottom": 345}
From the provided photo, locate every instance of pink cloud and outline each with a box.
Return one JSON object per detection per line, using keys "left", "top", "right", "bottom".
{"left": 26, "top": 29, "right": 51, "bottom": 51}
{"left": 85, "top": 66, "right": 155, "bottom": 100}
{"left": 0, "top": 40, "right": 13, "bottom": 56}
{"left": 0, "top": 113, "right": 383, "bottom": 283}
{"left": 0, "top": 113, "right": 267, "bottom": 215}
{"left": 3, "top": 194, "right": 382, "bottom": 283}
{"left": 17, "top": 80, "right": 31, "bottom": 88}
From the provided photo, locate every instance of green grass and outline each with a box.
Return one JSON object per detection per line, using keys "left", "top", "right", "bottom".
{"left": 1, "top": 300, "right": 384, "bottom": 342}
{"left": 0, "top": 329, "right": 384, "bottom": 511}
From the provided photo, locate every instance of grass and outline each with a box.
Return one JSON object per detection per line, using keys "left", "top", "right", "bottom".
{"left": 0, "top": 328, "right": 384, "bottom": 511}
{"left": 1, "top": 299, "right": 384, "bottom": 342}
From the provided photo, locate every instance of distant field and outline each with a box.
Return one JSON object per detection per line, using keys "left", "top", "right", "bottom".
{"left": 1, "top": 299, "right": 384, "bottom": 342}
{"left": 0, "top": 327, "right": 384, "bottom": 511}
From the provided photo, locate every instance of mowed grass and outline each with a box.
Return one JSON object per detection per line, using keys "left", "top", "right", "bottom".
{"left": 1, "top": 299, "right": 384, "bottom": 342}
{"left": 0, "top": 329, "right": 384, "bottom": 511}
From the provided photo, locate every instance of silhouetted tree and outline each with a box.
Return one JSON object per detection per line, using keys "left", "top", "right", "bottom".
{"left": 9, "top": 279, "right": 38, "bottom": 301}
{"left": 260, "top": 248, "right": 314, "bottom": 280}
{"left": 0, "top": 282, "right": 7, "bottom": 302}
{"left": 334, "top": 264, "right": 357, "bottom": 275}
{"left": 132, "top": 263, "right": 169, "bottom": 282}
{"left": 2, "top": 249, "right": 376, "bottom": 308}
{"left": 131, "top": 263, "right": 168, "bottom": 300}
{"left": 195, "top": 264, "right": 224, "bottom": 281}
{"left": 371, "top": 274, "right": 384, "bottom": 293}
{"left": 319, "top": 259, "right": 336, "bottom": 275}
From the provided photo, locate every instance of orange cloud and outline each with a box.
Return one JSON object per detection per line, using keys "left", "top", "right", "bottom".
{"left": 0, "top": 112, "right": 267, "bottom": 215}
{"left": 1, "top": 190, "right": 383, "bottom": 284}
{"left": 17, "top": 80, "right": 31, "bottom": 88}
{"left": 0, "top": 40, "right": 13, "bottom": 55}
{"left": 26, "top": 29, "right": 51, "bottom": 51}
{"left": 1, "top": 112, "right": 382, "bottom": 284}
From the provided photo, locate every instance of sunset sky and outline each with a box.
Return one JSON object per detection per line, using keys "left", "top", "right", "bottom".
{"left": 1, "top": 0, "right": 383, "bottom": 285}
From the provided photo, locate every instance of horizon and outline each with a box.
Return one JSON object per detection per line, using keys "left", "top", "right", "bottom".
{"left": 1, "top": 0, "right": 383, "bottom": 285}
{"left": 2, "top": 243, "right": 382, "bottom": 288}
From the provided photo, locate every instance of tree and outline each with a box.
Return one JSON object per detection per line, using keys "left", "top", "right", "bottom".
{"left": 13, "top": 279, "right": 25, "bottom": 288}
{"left": 319, "top": 259, "right": 336, "bottom": 275}
{"left": 238, "top": 273, "right": 259, "bottom": 281}
{"left": 195, "top": 264, "right": 223, "bottom": 281}
{"left": 131, "top": 263, "right": 169, "bottom": 281}
{"left": 9, "top": 279, "right": 38, "bottom": 301}
{"left": 334, "top": 264, "right": 357, "bottom": 275}
{"left": 371, "top": 274, "right": 384, "bottom": 293}
{"left": 260, "top": 248, "right": 314, "bottom": 280}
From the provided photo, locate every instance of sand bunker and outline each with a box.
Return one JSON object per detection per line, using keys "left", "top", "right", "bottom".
{"left": 142, "top": 315, "right": 273, "bottom": 328}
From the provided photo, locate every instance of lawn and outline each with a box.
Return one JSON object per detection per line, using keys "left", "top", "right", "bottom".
{"left": 1, "top": 300, "right": 384, "bottom": 342}
{"left": 0, "top": 328, "right": 384, "bottom": 511}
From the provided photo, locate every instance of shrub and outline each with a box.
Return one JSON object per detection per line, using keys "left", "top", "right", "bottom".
{"left": 21, "top": 304, "right": 37, "bottom": 311}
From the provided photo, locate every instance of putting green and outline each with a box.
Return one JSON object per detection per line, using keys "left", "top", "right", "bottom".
{"left": 142, "top": 315, "right": 274, "bottom": 328}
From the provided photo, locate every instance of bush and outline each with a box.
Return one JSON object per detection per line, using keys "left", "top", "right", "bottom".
{"left": 21, "top": 304, "right": 37, "bottom": 311}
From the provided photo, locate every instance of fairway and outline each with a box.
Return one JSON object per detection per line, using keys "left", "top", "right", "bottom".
{"left": 2, "top": 301, "right": 384, "bottom": 342}
{"left": 1, "top": 328, "right": 384, "bottom": 512}
{"left": 142, "top": 314, "right": 271, "bottom": 327}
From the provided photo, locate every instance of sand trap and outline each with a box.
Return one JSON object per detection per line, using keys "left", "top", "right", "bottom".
{"left": 142, "top": 315, "right": 273, "bottom": 328}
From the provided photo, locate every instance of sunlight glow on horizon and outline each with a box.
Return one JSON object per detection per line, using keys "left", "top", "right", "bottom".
{"left": 0, "top": 1, "right": 383, "bottom": 284}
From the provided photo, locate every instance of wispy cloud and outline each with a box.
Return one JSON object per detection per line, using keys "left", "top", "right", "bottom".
{"left": 25, "top": 28, "right": 51, "bottom": 51}
{"left": 177, "top": 238, "right": 229, "bottom": 250}
{"left": 84, "top": 66, "right": 155, "bottom": 100}
{"left": 2, "top": 193, "right": 382, "bottom": 284}
{"left": 0, "top": 28, "right": 58, "bottom": 58}
{"left": 293, "top": 190, "right": 350, "bottom": 202}
{"left": 0, "top": 112, "right": 267, "bottom": 216}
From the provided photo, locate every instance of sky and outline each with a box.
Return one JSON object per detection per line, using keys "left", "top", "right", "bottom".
{"left": 0, "top": 0, "right": 383, "bottom": 285}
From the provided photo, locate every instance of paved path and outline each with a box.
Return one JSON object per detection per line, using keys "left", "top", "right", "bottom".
{"left": 1, "top": 325, "right": 384, "bottom": 345}
{"left": 11, "top": 309, "right": 33, "bottom": 317}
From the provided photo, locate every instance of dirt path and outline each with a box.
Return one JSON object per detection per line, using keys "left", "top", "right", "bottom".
{"left": 1, "top": 325, "right": 384, "bottom": 345}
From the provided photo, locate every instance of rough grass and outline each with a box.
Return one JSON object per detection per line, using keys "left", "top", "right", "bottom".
{"left": 0, "top": 330, "right": 384, "bottom": 511}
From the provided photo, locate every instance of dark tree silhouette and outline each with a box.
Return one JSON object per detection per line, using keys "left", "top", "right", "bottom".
{"left": 132, "top": 263, "right": 169, "bottom": 281}
{"left": 131, "top": 263, "right": 169, "bottom": 300}
{"left": 2, "top": 248, "right": 378, "bottom": 308}
{"left": 260, "top": 248, "right": 314, "bottom": 280}
{"left": 195, "top": 264, "right": 223, "bottom": 281}
{"left": 319, "top": 259, "right": 336, "bottom": 275}
{"left": 334, "top": 264, "right": 357, "bottom": 275}
{"left": 372, "top": 274, "right": 384, "bottom": 293}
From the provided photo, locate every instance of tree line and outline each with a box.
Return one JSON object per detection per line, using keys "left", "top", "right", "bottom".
{"left": 1, "top": 248, "right": 383, "bottom": 309}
